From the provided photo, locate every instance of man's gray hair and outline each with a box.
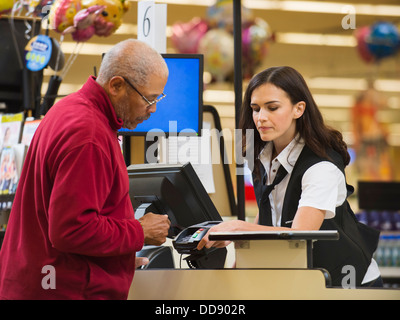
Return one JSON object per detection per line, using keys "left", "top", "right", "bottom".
{"left": 97, "top": 39, "right": 168, "bottom": 87}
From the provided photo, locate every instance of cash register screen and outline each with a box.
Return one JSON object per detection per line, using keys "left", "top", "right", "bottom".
{"left": 119, "top": 54, "right": 203, "bottom": 136}
{"left": 127, "top": 162, "right": 222, "bottom": 237}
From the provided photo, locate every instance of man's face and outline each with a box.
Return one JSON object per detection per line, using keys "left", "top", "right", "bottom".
{"left": 114, "top": 73, "right": 167, "bottom": 130}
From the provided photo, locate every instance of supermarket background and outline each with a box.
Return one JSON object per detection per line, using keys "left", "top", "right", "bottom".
{"left": 1, "top": 0, "right": 400, "bottom": 287}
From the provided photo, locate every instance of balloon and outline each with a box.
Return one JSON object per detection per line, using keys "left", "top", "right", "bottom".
{"left": 198, "top": 29, "right": 234, "bottom": 82}
{"left": 171, "top": 17, "right": 208, "bottom": 54}
{"left": 207, "top": 0, "right": 253, "bottom": 31}
{"left": 63, "top": 5, "right": 105, "bottom": 42}
{"left": 366, "top": 22, "right": 400, "bottom": 60}
{"left": 49, "top": 0, "right": 82, "bottom": 33}
{"left": 354, "top": 26, "right": 375, "bottom": 63}
{"left": 81, "top": 0, "right": 126, "bottom": 36}
{"left": 242, "top": 18, "right": 271, "bottom": 78}
{"left": 49, "top": 0, "right": 128, "bottom": 41}
{"left": 0, "top": 0, "right": 14, "bottom": 15}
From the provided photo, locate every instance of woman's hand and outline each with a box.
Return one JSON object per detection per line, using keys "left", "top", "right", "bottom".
{"left": 197, "top": 220, "right": 251, "bottom": 250}
{"left": 197, "top": 208, "right": 325, "bottom": 251}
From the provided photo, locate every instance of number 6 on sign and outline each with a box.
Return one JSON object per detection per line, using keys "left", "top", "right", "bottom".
{"left": 137, "top": 1, "right": 167, "bottom": 53}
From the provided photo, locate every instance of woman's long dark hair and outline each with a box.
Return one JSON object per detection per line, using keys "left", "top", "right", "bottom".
{"left": 240, "top": 66, "right": 350, "bottom": 181}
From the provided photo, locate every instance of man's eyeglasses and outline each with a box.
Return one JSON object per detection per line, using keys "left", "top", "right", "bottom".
{"left": 120, "top": 76, "right": 166, "bottom": 107}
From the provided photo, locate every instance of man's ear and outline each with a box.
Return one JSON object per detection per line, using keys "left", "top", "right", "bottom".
{"left": 108, "top": 76, "right": 125, "bottom": 98}
{"left": 294, "top": 101, "right": 306, "bottom": 119}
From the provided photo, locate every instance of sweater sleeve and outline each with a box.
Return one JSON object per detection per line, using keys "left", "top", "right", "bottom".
{"left": 48, "top": 142, "right": 144, "bottom": 256}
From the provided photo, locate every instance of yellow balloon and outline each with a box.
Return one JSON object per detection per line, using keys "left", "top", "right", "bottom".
{"left": 81, "top": 0, "right": 126, "bottom": 32}
{"left": 29, "top": 0, "right": 42, "bottom": 8}
{"left": 49, "top": 0, "right": 82, "bottom": 33}
{"left": 0, "top": 0, "right": 14, "bottom": 14}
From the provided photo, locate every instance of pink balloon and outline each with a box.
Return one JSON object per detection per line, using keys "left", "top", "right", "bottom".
{"left": 198, "top": 29, "right": 235, "bottom": 82}
{"left": 63, "top": 5, "right": 105, "bottom": 42}
{"left": 355, "top": 26, "right": 375, "bottom": 63}
{"left": 242, "top": 19, "right": 271, "bottom": 78}
{"left": 171, "top": 17, "right": 208, "bottom": 54}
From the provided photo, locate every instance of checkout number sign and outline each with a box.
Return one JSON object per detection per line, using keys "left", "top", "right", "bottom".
{"left": 137, "top": 1, "right": 166, "bottom": 53}
{"left": 138, "top": 1, "right": 156, "bottom": 48}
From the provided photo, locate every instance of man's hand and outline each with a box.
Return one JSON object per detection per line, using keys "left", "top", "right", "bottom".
{"left": 138, "top": 212, "right": 170, "bottom": 246}
{"left": 135, "top": 257, "right": 149, "bottom": 269}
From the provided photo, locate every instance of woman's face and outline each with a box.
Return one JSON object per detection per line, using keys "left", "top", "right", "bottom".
{"left": 250, "top": 83, "right": 305, "bottom": 151}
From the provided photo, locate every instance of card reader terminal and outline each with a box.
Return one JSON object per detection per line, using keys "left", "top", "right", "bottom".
{"left": 172, "top": 221, "right": 221, "bottom": 255}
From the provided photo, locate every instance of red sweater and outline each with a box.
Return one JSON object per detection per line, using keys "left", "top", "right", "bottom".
{"left": 0, "top": 76, "right": 144, "bottom": 299}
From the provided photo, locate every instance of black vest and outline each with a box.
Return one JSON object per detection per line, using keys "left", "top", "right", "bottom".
{"left": 253, "top": 145, "right": 380, "bottom": 287}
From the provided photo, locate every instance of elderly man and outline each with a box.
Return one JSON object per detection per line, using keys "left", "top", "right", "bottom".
{"left": 0, "top": 39, "right": 170, "bottom": 299}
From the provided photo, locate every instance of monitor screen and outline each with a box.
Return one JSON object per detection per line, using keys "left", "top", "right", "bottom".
{"left": 127, "top": 162, "right": 221, "bottom": 237}
{"left": 358, "top": 181, "right": 400, "bottom": 211}
{"left": 119, "top": 54, "right": 203, "bottom": 136}
{"left": 0, "top": 17, "right": 42, "bottom": 113}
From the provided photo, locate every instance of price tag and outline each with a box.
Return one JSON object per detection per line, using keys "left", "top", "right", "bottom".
{"left": 137, "top": 1, "right": 167, "bottom": 53}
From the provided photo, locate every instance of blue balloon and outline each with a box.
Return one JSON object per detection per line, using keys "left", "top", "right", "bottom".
{"left": 367, "top": 22, "right": 400, "bottom": 60}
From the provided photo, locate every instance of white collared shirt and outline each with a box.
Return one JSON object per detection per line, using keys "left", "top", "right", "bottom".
{"left": 258, "top": 137, "right": 346, "bottom": 227}
{"left": 257, "top": 137, "right": 380, "bottom": 284}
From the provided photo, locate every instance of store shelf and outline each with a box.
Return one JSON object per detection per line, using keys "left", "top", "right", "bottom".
{"left": 380, "top": 267, "right": 400, "bottom": 279}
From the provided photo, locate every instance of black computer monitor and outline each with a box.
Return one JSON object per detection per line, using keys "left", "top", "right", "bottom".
{"left": 127, "top": 162, "right": 221, "bottom": 237}
{"left": 358, "top": 181, "right": 400, "bottom": 211}
{"left": 0, "top": 17, "right": 42, "bottom": 114}
{"left": 119, "top": 53, "right": 204, "bottom": 137}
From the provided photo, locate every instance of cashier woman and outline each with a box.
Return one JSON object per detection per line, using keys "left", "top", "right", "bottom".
{"left": 198, "top": 66, "right": 382, "bottom": 288}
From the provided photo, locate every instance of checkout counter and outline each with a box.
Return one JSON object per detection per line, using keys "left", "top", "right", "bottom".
{"left": 128, "top": 230, "right": 400, "bottom": 300}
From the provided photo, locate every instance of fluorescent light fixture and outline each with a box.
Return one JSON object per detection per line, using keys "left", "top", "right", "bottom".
{"left": 374, "top": 79, "right": 400, "bottom": 93}
{"left": 319, "top": 109, "right": 351, "bottom": 122}
{"left": 276, "top": 32, "right": 356, "bottom": 47}
{"left": 109, "top": 22, "right": 358, "bottom": 47}
{"left": 313, "top": 94, "right": 355, "bottom": 107}
{"left": 352, "top": 4, "right": 400, "bottom": 17}
{"left": 134, "top": 0, "right": 215, "bottom": 6}
{"left": 204, "top": 89, "right": 235, "bottom": 103}
{"left": 307, "top": 77, "right": 400, "bottom": 94}
{"left": 59, "top": 42, "right": 114, "bottom": 55}
{"left": 115, "top": 23, "right": 137, "bottom": 35}
{"left": 129, "top": 0, "right": 400, "bottom": 17}
{"left": 244, "top": 0, "right": 346, "bottom": 13}
{"left": 307, "top": 77, "right": 368, "bottom": 91}
{"left": 115, "top": 23, "right": 173, "bottom": 37}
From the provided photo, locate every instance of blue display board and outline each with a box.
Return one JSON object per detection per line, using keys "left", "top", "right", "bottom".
{"left": 119, "top": 54, "right": 203, "bottom": 136}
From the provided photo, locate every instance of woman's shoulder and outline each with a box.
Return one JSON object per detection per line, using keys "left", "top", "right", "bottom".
{"left": 298, "top": 145, "right": 345, "bottom": 172}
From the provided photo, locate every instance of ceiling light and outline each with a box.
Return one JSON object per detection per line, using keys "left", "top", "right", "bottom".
{"left": 307, "top": 77, "right": 367, "bottom": 91}
{"left": 374, "top": 79, "right": 400, "bottom": 93}
{"left": 59, "top": 42, "right": 114, "bottom": 55}
{"left": 313, "top": 94, "right": 355, "bottom": 107}
{"left": 128, "top": 0, "right": 214, "bottom": 6}
{"left": 204, "top": 90, "right": 235, "bottom": 103}
{"left": 129, "top": 0, "right": 400, "bottom": 17}
{"left": 276, "top": 32, "right": 356, "bottom": 47}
